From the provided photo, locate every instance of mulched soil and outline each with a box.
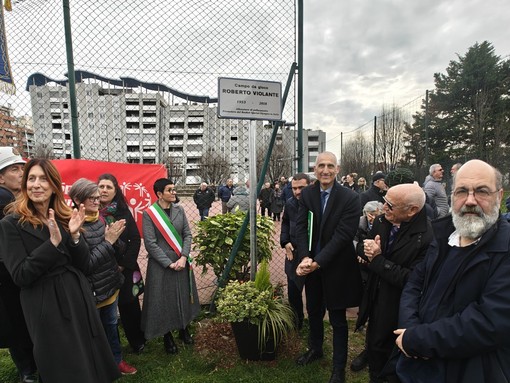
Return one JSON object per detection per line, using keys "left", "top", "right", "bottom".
{"left": 194, "top": 319, "right": 302, "bottom": 369}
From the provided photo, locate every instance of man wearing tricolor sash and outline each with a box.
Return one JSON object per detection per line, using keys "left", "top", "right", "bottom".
{"left": 141, "top": 178, "right": 200, "bottom": 355}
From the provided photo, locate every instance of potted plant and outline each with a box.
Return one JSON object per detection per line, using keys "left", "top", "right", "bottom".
{"left": 193, "top": 210, "right": 275, "bottom": 282}
{"left": 215, "top": 261, "right": 295, "bottom": 360}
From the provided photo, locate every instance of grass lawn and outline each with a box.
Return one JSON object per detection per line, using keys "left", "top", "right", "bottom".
{"left": 0, "top": 312, "right": 370, "bottom": 383}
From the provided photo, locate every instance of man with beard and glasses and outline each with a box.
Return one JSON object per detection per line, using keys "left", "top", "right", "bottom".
{"left": 394, "top": 159, "right": 510, "bottom": 383}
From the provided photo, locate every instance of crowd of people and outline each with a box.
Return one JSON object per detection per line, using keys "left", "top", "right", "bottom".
{"left": 279, "top": 155, "right": 510, "bottom": 383}
{"left": 2, "top": 144, "right": 510, "bottom": 383}
{"left": 0, "top": 149, "right": 197, "bottom": 382}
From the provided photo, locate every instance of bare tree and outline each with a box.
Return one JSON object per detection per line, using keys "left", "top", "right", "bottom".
{"left": 267, "top": 143, "right": 292, "bottom": 183}
{"left": 166, "top": 155, "right": 184, "bottom": 185}
{"left": 197, "top": 150, "right": 232, "bottom": 186}
{"left": 376, "top": 104, "right": 407, "bottom": 172}
{"left": 32, "top": 143, "right": 54, "bottom": 159}
{"left": 341, "top": 131, "right": 372, "bottom": 178}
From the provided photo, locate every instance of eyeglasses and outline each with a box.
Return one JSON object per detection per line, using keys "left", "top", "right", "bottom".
{"left": 87, "top": 196, "right": 100, "bottom": 203}
{"left": 437, "top": 169, "right": 444, "bottom": 172}
{"left": 166, "top": 188, "right": 177, "bottom": 194}
{"left": 383, "top": 196, "right": 408, "bottom": 211}
{"left": 383, "top": 196, "right": 395, "bottom": 210}
{"left": 453, "top": 187, "right": 499, "bottom": 200}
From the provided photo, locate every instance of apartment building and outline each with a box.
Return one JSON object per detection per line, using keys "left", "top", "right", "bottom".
{"left": 29, "top": 80, "right": 271, "bottom": 184}
{"left": 28, "top": 74, "right": 325, "bottom": 184}
{"left": 0, "top": 105, "right": 34, "bottom": 158}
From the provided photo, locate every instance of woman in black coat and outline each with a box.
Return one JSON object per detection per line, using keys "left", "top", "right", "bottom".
{"left": 0, "top": 159, "right": 120, "bottom": 383}
{"left": 98, "top": 173, "right": 146, "bottom": 353}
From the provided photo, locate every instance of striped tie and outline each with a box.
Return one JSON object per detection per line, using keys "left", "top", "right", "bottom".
{"left": 387, "top": 225, "right": 400, "bottom": 253}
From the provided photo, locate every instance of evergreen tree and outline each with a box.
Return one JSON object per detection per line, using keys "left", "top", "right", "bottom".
{"left": 407, "top": 41, "right": 510, "bottom": 167}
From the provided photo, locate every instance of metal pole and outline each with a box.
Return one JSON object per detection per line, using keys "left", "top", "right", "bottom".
{"left": 424, "top": 90, "right": 429, "bottom": 167}
{"left": 214, "top": 63, "right": 297, "bottom": 294}
{"left": 248, "top": 120, "right": 257, "bottom": 281}
{"left": 297, "top": 0, "right": 303, "bottom": 172}
{"left": 373, "top": 116, "right": 377, "bottom": 172}
{"left": 63, "top": 0, "right": 81, "bottom": 159}
{"left": 340, "top": 132, "right": 343, "bottom": 163}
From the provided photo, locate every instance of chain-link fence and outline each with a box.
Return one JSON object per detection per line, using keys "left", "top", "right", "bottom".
{"left": 1, "top": 0, "right": 298, "bottom": 304}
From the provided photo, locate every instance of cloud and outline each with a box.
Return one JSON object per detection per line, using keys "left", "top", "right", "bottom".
{"left": 304, "top": 0, "right": 510, "bottom": 153}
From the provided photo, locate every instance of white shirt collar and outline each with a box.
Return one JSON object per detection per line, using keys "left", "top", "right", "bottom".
{"left": 448, "top": 230, "right": 481, "bottom": 247}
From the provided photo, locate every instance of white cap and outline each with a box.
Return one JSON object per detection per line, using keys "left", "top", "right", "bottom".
{"left": 0, "top": 147, "right": 26, "bottom": 172}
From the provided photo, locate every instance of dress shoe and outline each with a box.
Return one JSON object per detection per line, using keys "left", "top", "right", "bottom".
{"left": 179, "top": 327, "right": 194, "bottom": 345}
{"left": 350, "top": 349, "right": 368, "bottom": 371}
{"left": 296, "top": 349, "right": 323, "bottom": 366}
{"left": 21, "top": 374, "right": 38, "bottom": 383}
{"left": 328, "top": 367, "right": 345, "bottom": 383}
{"left": 133, "top": 342, "right": 145, "bottom": 354}
{"left": 163, "top": 332, "right": 178, "bottom": 354}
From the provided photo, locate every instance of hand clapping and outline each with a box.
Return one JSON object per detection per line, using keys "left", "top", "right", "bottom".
{"left": 47, "top": 208, "right": 62, "bottom": 247}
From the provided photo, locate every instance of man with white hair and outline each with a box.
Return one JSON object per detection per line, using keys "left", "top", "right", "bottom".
{"left": 356, "top": 184, "right": 433, "bottom": 382}
{"left": 395, "top": 159, "right": 510, "bottom": 383}
{"left": 423, "top": 163, "right": 449, "bottom": 217}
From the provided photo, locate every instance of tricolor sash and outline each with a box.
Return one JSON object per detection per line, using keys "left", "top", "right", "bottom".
{"left": 146, "top": 202, "right": 183, "bottom": 257}
{"left": 145, "top": 202, "right": 195, "bottom": 303}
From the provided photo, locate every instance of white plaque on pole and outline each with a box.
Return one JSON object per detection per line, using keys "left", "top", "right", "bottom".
{"left": 217, "top": 77, "right": 282, "bottom": 121}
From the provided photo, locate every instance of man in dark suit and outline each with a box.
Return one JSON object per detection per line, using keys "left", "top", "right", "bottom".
{"left": 295, "top": 151, "right": 362, "bottom": 383}
{"left": 280, "top": 172, "right": 311, "bottom": 330}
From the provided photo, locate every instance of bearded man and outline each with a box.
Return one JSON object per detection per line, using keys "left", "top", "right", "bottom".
{"left": 394, "top": 159, "right": 510, "bottom": 383}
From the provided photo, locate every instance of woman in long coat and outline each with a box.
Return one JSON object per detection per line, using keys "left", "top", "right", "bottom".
{"left": 141, "top": 178, "right": 200, "bottom": 354}
{"left": 0, "top": 159, "right": 120, "bottom": 383}
{"left": 269, "top": 183, "right": 284, "bottom": 221}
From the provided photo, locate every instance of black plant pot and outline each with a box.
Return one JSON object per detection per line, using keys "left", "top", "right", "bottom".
{"left": 231, "top": 320, "right": 276, "bottom": 361}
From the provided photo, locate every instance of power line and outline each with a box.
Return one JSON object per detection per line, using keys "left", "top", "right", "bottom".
{"left": 326, "top": 93, "right": 426, "bottom": 144}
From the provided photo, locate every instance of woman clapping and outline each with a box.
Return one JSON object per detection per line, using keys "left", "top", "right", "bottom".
{"left": 0, "top": 159, "right": 120, "bottom": 383}
{"left": 69, "top": 178, "right": 137, "bottom": 376}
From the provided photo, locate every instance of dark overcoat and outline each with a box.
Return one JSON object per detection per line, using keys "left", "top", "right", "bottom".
{"left": 295, "top": 181, "right": 362, "bottom": 309}
{"left": 0, "top": 214, "right": 120, "bottom": 383}
{"left": 356, "top": 207, "right": 433, "bottom": 352}
{"left": 0, "top": 186, "right": 32, "bottom": 349}
{"left": 280, "top": 196, "right": 300, "bottom": 282}
{"left": 359, "top": 185, "right": 385, "bottom": 213}
{"left": 113, "top": 208, "right": 142, "bottom": 304}
{"left": 398, "top": 216, "right": 510, "bottom": 383}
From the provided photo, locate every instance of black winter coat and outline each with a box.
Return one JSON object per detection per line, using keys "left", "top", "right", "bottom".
{"left": 0, "top": 214, "right": 120, "bottom": 382}
{"left": 356, "top": 207, "right": 433, "bottom": 353}
{"left": 359, "top": 185, "right": 385, "bottom": 213}
{"left": 82, "top": 219, "right": 124, "bottom": 305}
{"left": 113, "top": 207, "right": 142, "bottom": 304}
{"left": 193, "top": 187, "right": 215, "bottom": 209}
{"left": 280, "top": 196, "right": 301, "bottom": 283}
{"left": 0, "top": 187, "right": 32, "bottom": 350}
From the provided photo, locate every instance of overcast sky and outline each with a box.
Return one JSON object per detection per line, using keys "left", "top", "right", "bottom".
{"left": 3, "top": 0, "right": 510, "bottom": 158}
{"left": 303, "top": 0, "right": 510, "bottom": 152}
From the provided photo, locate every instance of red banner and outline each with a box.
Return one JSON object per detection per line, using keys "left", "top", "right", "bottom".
{"left": 53, "top": 159, "right": 167, "bottom": 235}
